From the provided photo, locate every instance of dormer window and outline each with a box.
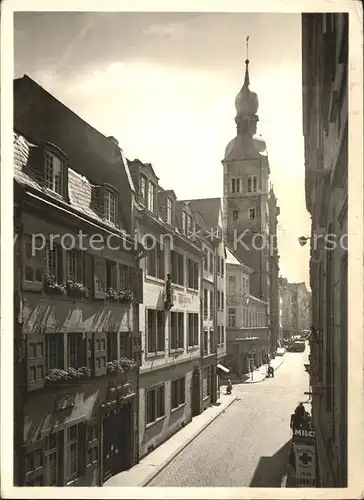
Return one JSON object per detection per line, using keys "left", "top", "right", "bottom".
{"left": 148, "top": 181, "right": 156, "bottom": 212}
{"left": 167, "top": 197, "right": 172, "bottom": 224}
{"left": 140, "top": 175, "right": 147, "bottom": 206}
{"left": 45, "top": 150, "right": 64, "bottom": 195}
{"left": 104, "top": 189, "right": 117, "bottom": 224}
{"left": 187, "top": 214, "right": 193, "bottom": 235}
{"left": 182, "top": 211, "right": 187, "bottom": 234}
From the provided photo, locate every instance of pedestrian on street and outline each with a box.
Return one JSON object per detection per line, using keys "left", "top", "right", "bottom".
{"left": 226, "top": 379, "right": 233, "bottom": 395}
{"left": 292, "top": 402, "right": 305, "bottom": 430}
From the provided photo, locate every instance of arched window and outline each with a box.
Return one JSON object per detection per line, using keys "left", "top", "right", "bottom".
{"left": 248, "top": 176, "right": 257, "bottom": 193}
{"left": 231, "top": 178, "right": 236, "bottom": 193}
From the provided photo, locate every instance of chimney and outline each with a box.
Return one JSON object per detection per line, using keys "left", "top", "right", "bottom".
{"left": 107, "top": 136, "right": 119, "bottom": 146}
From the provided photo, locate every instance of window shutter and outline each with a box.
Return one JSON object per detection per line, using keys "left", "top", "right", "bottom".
{"left": 93, "top": 332, "right": 107, "bottom": 377}
{"left": 27, "top": 334, "right": 45, "bottom": 392}
{"left": 93, "top": 256, "right": 106, "bottom": 299}
{"left": 83, "top": 253, "right": 93, "bottom": 294}
{"left": 130, "top": 267, "right": 143, "bottom": 303}
{"left": 56, "top": 245, "right": 63, "bottom": 283}
{"left": 24, "top": 438, "right": 45, "bottom": 485}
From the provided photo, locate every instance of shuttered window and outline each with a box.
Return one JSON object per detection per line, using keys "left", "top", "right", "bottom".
{"left": 93, "top": 332, "right": 107, "bottom": 377}
{"left": 24, "top": 438, "right": 45, "bottom": 486}
{"left": 27, "top": 334, "right": 45, "bottom": 391}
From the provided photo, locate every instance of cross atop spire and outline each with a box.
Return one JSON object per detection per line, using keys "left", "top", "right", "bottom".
{"left": 244, "top": 36, "right": 250, "bottom": 88}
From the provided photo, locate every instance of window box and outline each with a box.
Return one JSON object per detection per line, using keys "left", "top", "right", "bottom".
{"left": 44, "top": 366, "right": 91, "bottom": 385}
{"left": 65, "top": 280, "right": 89, "bottom": 298}
{"left": 106, "top": 357, "right": 137, "bottom": 374}
{"left": 105, "top": 287, "right": 134, "bottom": 303}
{"left": 43, "top": 275, "right": 67, "bottom": 296}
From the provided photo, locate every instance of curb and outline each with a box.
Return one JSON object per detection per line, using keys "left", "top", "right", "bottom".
{"left": 142, "top": 395, "right": 238, "bottom": 486}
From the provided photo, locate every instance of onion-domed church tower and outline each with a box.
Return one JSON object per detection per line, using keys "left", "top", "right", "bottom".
{"left": 222, "top": 54, "right": 271, "bottom": 304}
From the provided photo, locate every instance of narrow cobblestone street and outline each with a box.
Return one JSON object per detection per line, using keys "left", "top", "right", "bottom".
{"left": 149, "top": 348, "right": 309, "bottom": 487}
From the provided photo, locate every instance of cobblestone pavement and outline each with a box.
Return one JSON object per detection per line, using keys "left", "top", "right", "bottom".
{"left": 149, "top": 349, "right": 310, "bottom": 487}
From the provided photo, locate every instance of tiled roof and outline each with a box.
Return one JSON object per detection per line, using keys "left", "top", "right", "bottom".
{"left": 14, "top": 75, "right": 133, "bottom": 231}
{"left": 14, "top": 132, "right": 126, "bottom": 234}
{"left": 179, "top": 197, "right": 222, "bottom": 230}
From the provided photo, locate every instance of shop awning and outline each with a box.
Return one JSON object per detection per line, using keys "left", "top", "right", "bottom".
{"left": 217, "top": 363, "right": 230, "bottom": 373}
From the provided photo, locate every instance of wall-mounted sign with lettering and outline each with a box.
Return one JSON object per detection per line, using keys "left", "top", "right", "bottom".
{"left": 173, "top": 292, "right": 192, "bottom": 306}
{"left": 293, "top": 428, "right": 316, "bottom": 440}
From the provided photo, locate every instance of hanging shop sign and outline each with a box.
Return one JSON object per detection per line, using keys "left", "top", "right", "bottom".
{"left": 293, "top": 442, "right": 316, "bottom": 487}
{"left": 293, "top": 428, "right": 316, "bottom": 441}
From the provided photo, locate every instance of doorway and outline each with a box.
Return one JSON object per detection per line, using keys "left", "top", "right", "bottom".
{"left": 191, "top": 367, "right": 201, "bottom": 417}
{"left": 102, "top": 402, "right": 133, "bottom": 483}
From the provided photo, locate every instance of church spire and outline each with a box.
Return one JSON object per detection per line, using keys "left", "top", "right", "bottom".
{"left": 234, "top": 36, "right": 258, "bottom": 117}
{"left": 243, "top": 36, "right": 250, "bottom": 88}
{"left": 243, "top": 59, "right": 250, "bottom": 88}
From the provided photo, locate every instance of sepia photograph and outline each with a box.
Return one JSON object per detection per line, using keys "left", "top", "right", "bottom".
{"left": 1, "top": 0, "right": 363, "bottom": 498}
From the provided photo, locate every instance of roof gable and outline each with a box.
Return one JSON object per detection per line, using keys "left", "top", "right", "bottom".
{"left": 140, "top": 162, "right": 159, "bottom": 183}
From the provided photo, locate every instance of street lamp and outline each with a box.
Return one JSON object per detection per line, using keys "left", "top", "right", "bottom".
{"left": 298, "top": 236, "right": 311, "bottom": 247}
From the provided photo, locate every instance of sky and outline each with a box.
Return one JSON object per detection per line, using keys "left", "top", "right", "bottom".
{"left": 14, "top": 11, "right": 311, "bottom": 286}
